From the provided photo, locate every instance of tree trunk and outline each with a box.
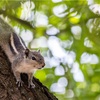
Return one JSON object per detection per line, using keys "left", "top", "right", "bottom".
{"left": 0, "top": 18, "right": 58, "bottom": 100}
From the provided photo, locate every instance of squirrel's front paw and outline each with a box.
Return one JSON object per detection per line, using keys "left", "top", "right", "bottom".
{"left": 28, "top": 82, "right": 35, "bottom": 88}
{"left": 16, "top": 79, "right": 23, "bottom": 87}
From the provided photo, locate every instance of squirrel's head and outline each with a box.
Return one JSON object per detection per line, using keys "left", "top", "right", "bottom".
{"left": 24, "top": 49, "right": 45, "bottom": 70}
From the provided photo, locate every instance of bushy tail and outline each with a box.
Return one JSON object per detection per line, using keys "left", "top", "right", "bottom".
{"left": 0, "top": 17, "right": 14, "bottom": 45}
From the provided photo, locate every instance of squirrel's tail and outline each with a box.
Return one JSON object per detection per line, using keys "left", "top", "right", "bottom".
{"left": 0, "top": 17, "right": 14, "bottom": 45}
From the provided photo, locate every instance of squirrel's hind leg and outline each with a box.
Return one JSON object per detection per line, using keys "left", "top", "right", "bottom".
{"left": 12, "top": 63, "right": 23, "bottom": 87}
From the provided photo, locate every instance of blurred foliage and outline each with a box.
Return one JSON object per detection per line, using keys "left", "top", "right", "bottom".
{"left": 1, "top": 0, "right": 100, "bottom": 100}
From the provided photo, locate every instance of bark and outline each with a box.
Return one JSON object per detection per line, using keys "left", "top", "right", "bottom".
{"left": 0, "top": 18, "right": 58, "bottom": 100}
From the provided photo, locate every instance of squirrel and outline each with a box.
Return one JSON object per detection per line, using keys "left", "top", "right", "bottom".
{"left": 0, "top": 18, "right": 45, "bottom": 88}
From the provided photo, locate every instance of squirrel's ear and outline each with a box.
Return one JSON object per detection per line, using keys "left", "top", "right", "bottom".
{"left": 25, "top": 49, "right": 29, "bottom": 58}
{"left": 37, "top": 49, "right": 40, "bottom": 53}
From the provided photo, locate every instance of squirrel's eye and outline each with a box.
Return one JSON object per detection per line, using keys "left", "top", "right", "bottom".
{"left": 32, "top": 56, "right": 36, "bottom": 60}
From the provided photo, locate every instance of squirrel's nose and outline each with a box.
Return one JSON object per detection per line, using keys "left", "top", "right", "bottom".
{"left": 42, "top": 63, "right": 45, "bottom": 68}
